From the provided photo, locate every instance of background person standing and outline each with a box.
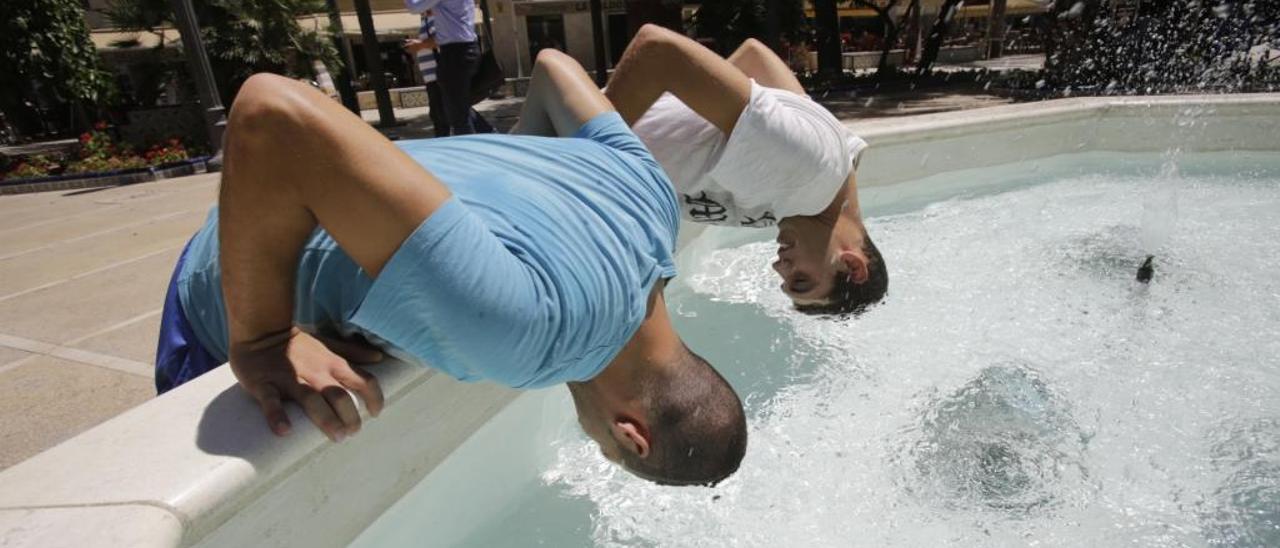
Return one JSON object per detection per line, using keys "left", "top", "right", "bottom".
{"left": 404, "top": 10, "right": 449, "bottom": 137}
{"left": 403, "top": 10, "right": 494, "bottom": 136}
{"left": 405, "top": 0, "right": 480, "bottom": 135}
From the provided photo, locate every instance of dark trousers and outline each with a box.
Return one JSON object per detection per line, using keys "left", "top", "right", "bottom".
{"left": 425, "top": 80, "right": 495, "bottom": 137}
{"left": 424, "top": 81, "right": 450, "bottom": 138}
{"left": 436, "top": 41, "right": 480, "bottom": 135}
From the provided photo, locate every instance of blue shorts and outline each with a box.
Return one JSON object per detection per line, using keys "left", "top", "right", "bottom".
{"left": 154, "top": 239, "right": 221, "bottom": 394}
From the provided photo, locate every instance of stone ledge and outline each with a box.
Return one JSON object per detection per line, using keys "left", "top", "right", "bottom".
{"left": 0, "top": 356, "right": 517, "bottom": 547}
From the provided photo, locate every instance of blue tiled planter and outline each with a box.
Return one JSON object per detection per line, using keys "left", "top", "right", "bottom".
{"left": 0, "top": 156, "right": 212, "bottom": 196}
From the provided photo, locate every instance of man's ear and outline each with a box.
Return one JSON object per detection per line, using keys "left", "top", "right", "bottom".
{"left": 838, "top": 249, "right": 870, "bottom": 284}
{"left": 610, "top": 417, "right": 651, "bottom": 458}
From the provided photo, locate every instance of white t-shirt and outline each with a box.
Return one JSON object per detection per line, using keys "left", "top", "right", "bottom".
{"left": 631, "top": 80, "right": 867, "bottom": 227}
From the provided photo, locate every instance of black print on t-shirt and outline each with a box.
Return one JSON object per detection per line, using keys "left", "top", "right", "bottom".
{"left": 740, "top": 211, "right": 777, "bottom": 227}
{"left": 684, "top": 192, "right": 727, "bottom": 223}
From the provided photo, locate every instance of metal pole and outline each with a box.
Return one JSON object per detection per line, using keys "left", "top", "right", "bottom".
{"left": 325, "top": 0, "right": 361, "bottom": 113}
{"left": 589, "top": 0, "right": 608, "bottom": 85}
{"left": 353, "top": 0, "right": 398, "bottom": 126}
{"left": 168, "top": 0, "right": 225, "bottom": 154}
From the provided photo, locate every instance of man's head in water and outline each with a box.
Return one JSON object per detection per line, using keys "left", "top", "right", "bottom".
{"left": 772, "top": 175, "right": 889, "bottom": 316}
{"left": 567, "top": 343, "right": 748, "bottom": 486}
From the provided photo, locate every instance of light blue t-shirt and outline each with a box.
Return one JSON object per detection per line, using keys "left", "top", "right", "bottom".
{"left": 177, "top": 113, "right": 678, "bottom": 388}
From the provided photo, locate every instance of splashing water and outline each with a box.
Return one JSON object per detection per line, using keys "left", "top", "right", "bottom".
{"left": 540, "top": 152, "right": 1280, "bottom": 548}
{"left": 1140, "top": 152, "right": 1180, "bottom": 256}
{"left": 1043, "top": 0, "right": 1280, "bottom": 95}
{"left": 898, "top": 363, "right": 1092, "bottom": 515}
{"left": 352, "top": 152, "right": 1280, "bottom": 548}
{"left": 1138, "top": 105, "right": 1216, "bottom": 280}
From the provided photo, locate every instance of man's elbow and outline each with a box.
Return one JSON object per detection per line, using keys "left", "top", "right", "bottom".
{"left": 738, "top": 38, "right": 770, "bottom": 58}
{"left": 634, "top": 23, "right": 666, "bottom": 45}
{"left": 223, "top": 74, "right": 315, "bottom": 193}
{"left": 631, "top": 23, "right": 678, "bottom": 60}
{"left": 227, "top": 74, "right": 311, "bottom": 139}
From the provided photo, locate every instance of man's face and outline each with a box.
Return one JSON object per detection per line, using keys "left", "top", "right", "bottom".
{"left": 772, "top": 218, "right": 848, "bottom": 306}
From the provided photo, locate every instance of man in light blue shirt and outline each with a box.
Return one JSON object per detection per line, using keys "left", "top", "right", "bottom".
{"left": 405, "top": 0, "right": 479, "bottom": 134}
{"left": 155, "top": 50, "right": 747, "bottom": 486}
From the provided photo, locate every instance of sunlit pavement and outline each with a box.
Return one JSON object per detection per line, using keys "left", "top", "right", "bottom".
{"left": 0, "top": 90, "right": 1023, "bottom": 471}
{"left": 944, "top": 53, "right": 1046, "bottom": 71}
{"left": 360, "top": 96, "right": 525, "bottom": 138}
{"left": 0, "top": 173, "right": 218, "bottom": 469}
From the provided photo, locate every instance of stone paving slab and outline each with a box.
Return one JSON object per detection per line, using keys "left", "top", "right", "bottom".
{"left": 0, "top": 180, "right": 214, "bottom": 233}
{"left": 0, "top": 246, "right": 182, "bottom": 344}
{"left": 74, "top": 311, "right": 164, "bottom": 366}
{"left": 0, "top": 347, "right": 32, "bottom": 368}
{"left": 0, "top": 356, "right": 153, "bottom": 470}
{"left": 0, "top": 174, "right": 218, "bottom": 471}
{"left": 0, "top": 197, "right": 209, "bottom": 259}
{"left": 0, "top": 211, "right": 206, "bottom": 298}
{"left": 814, "top": 85, "right": 1023, "bottom": 121}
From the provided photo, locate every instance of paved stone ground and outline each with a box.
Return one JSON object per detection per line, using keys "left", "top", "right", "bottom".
{"left": 361, "top": 96, "right": 525, "bottom": 138}
{"left": 815, "top": 85, "right": 1023, "bottom": 120}
{"left": 0, "top": 174, "right": 218, "bottom": 469}
{"left": 0, "top": 86, "right": 1031, "bottom": 470}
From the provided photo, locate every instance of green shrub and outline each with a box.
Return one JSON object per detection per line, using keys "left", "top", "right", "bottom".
{"left": 2, "top": 155, "right": 61, "bottom": 180}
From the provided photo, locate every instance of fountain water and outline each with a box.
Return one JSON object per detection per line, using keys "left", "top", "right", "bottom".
{"left": 1136, "top": 104, "right": 1213, "bottom": 283}
{"left": 1135, "top": 153, "right": 1178, "bottom": 282}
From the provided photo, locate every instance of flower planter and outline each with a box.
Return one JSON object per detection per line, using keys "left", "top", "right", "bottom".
{"left": 0, "top": 156, "right": 211, "bottom": 196}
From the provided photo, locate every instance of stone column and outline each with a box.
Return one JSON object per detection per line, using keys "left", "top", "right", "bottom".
{"left": 987, "top": 0, "right": 1008, "bottom": 58}
{"left": 491, "top": 0, "right": 526, "bottom": 78}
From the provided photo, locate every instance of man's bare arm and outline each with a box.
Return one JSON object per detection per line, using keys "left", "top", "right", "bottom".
{"left": 604, "top": 24, "right": 751, "bottom": 135}
{"left": 727, "top": 38, "right": 805, "bottom": 95}
{"left": 220, "top": 73, "right": 452, "bottom": 441}
{"left": 512, "top": 49, "right": 615, "bottom": 137}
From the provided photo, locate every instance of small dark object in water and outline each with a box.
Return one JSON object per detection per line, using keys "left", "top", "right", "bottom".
{"left": 1136, "top": 255, "right": 1155, "bottom": 283}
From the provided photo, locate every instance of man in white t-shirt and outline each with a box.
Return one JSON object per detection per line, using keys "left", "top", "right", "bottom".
{"left": 605, "top": 25, "right": 887, "bottom": 315}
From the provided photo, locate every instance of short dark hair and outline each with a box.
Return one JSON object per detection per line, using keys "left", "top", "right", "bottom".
{"left": 622, "top": 348, "right": 748, "bottom": 486}
{"left": 796, "top": 235, "right": 888, "bottom": 317}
